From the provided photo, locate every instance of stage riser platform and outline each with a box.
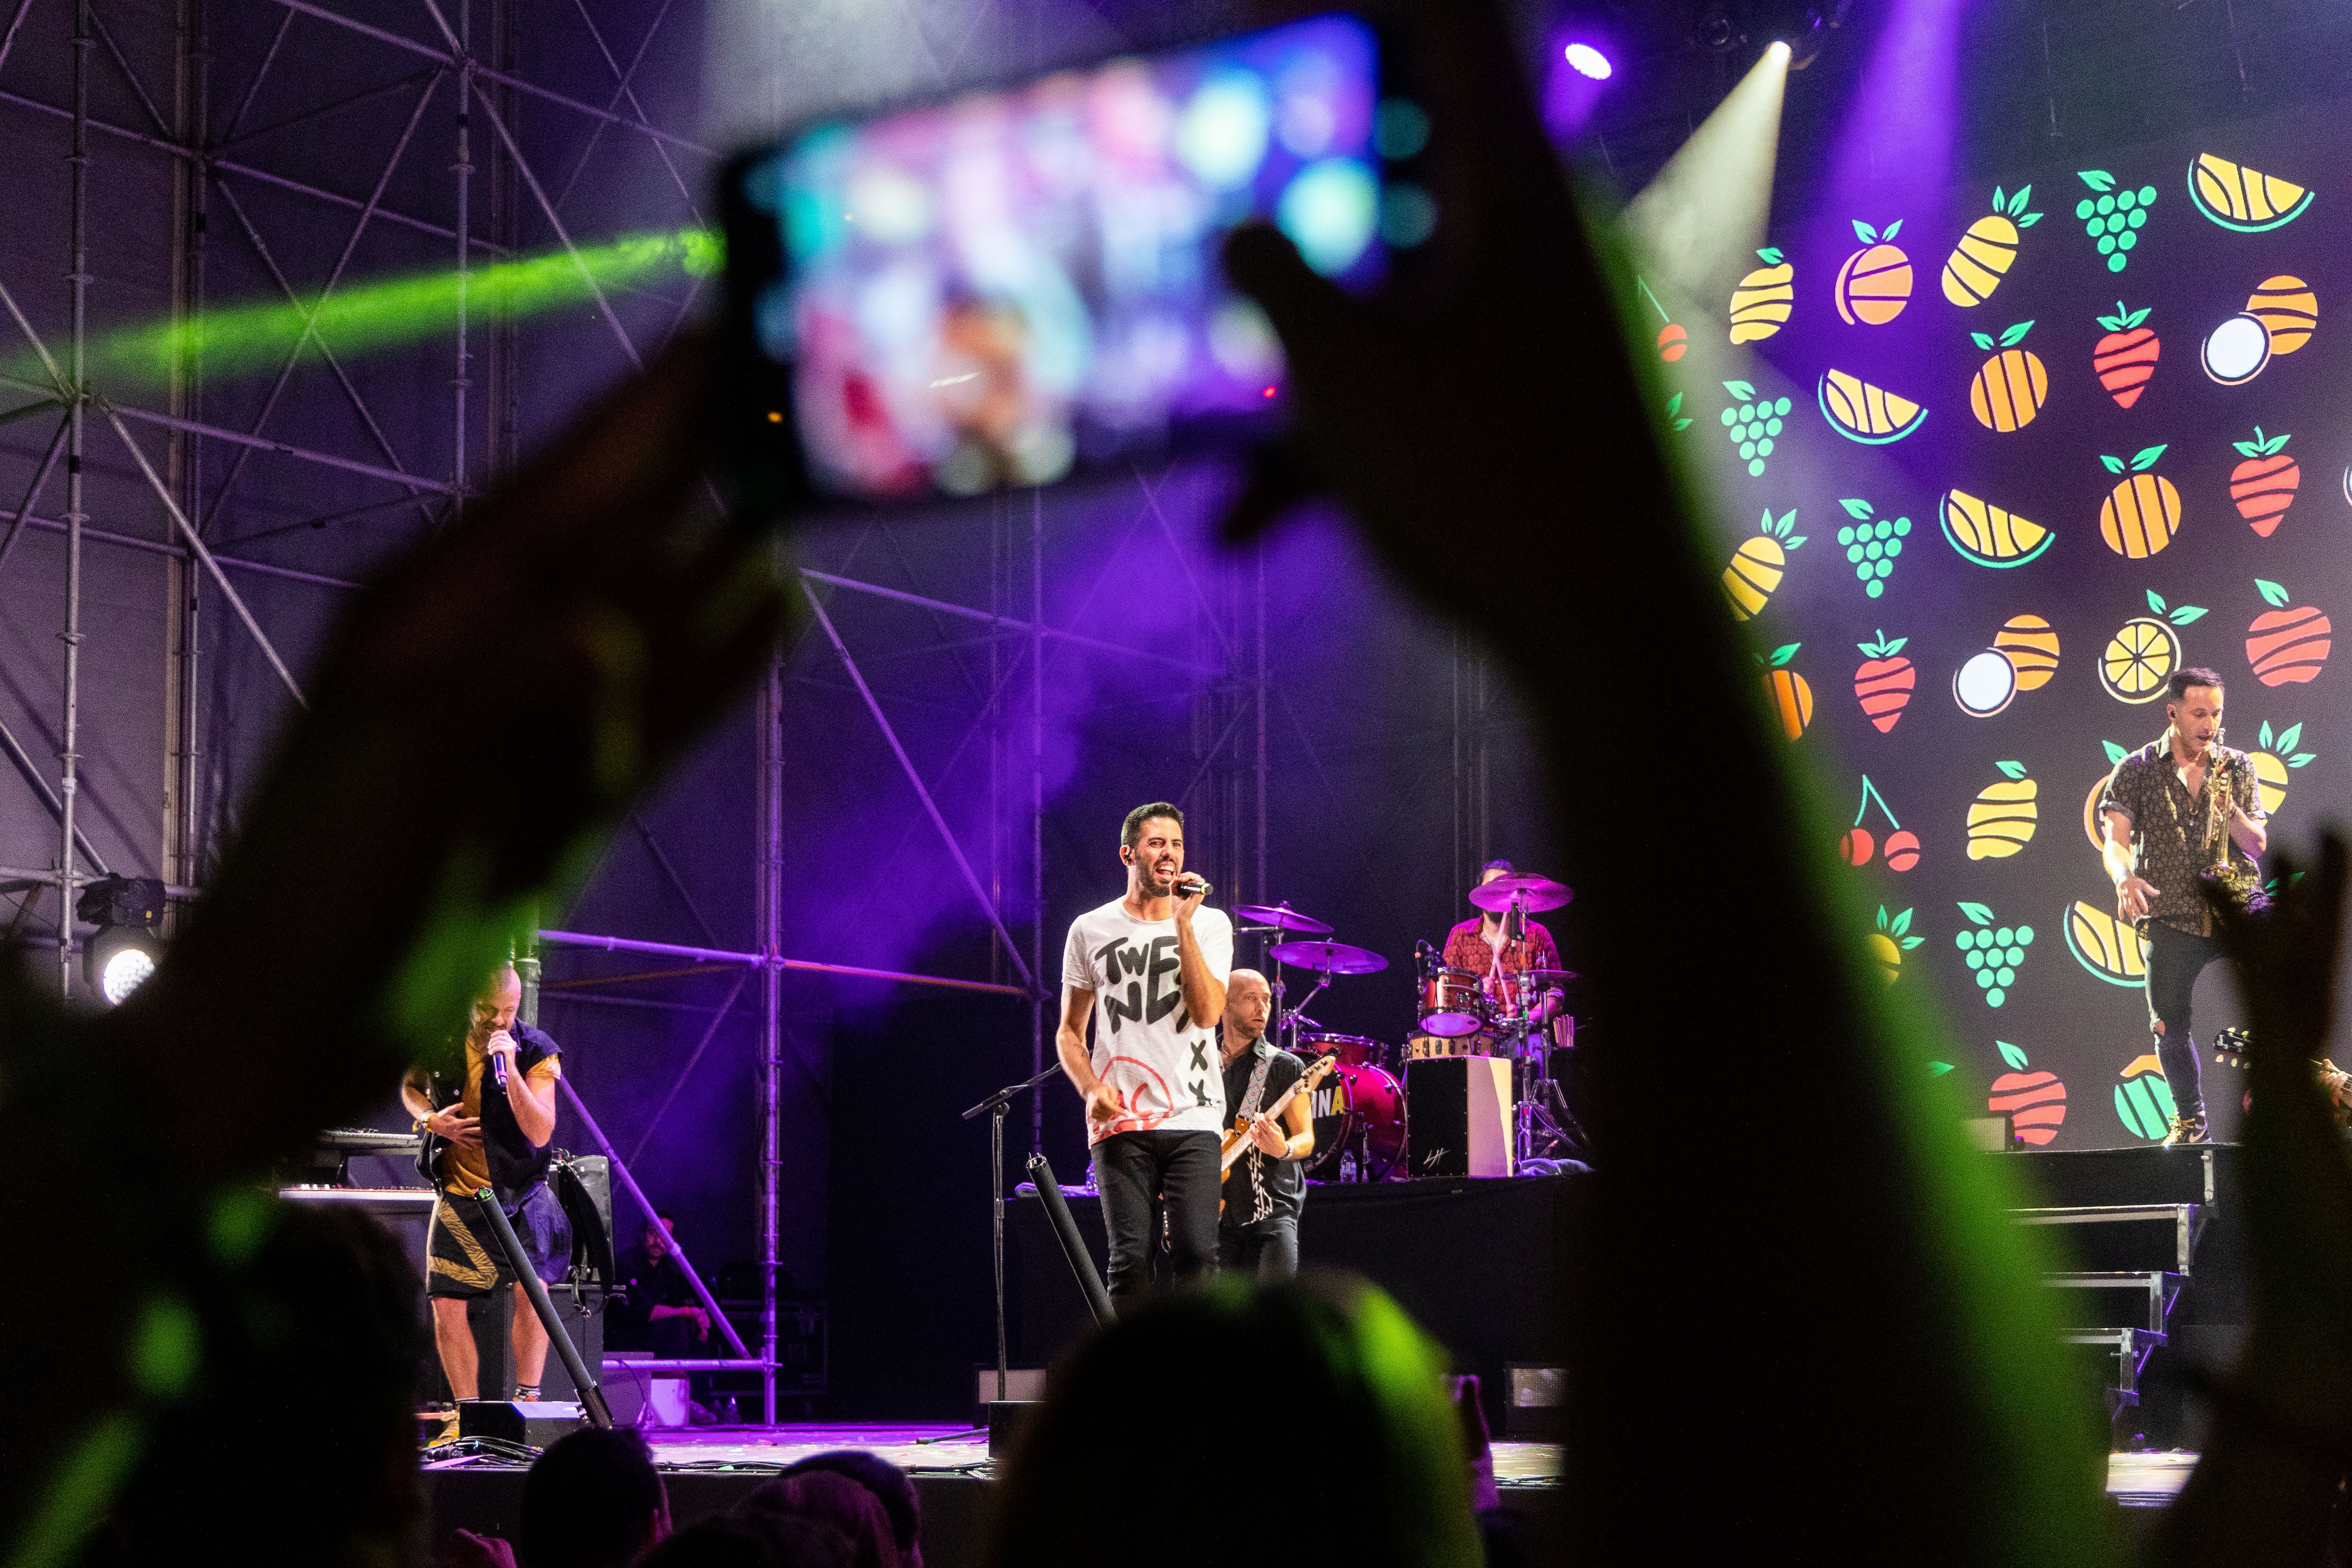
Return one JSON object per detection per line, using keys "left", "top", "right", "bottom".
{"left": 1009, "top": 1174, "right": 1577, "bottom": 1427}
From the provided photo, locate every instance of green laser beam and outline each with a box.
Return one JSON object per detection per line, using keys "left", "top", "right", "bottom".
{"left": 17, "top": 228, "right": 721, "bottom": 394}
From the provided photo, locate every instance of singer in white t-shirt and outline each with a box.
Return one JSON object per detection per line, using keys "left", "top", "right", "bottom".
{"left": 1056, "top": 801, "right": 1233, "bottom": 1309}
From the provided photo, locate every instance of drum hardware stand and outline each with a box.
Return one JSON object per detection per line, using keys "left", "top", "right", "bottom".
{"left": 1509, "top": 1023, "right": 1587, "bottom": 1164}
{"left": 961, "top": 1065, "right": 1061, "bottom": 1406}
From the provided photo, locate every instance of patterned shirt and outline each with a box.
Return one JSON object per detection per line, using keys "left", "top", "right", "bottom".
{"left": 1441, "top": 916, "right": 1562, "bottom": 1012}
{"left": 2097, "top": 737, "right": 2266, "bottom": 937}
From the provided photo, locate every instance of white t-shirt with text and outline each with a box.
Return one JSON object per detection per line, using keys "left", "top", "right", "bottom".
{"left": 1062, "top": 898, "right": 1233, "bottom": 1145}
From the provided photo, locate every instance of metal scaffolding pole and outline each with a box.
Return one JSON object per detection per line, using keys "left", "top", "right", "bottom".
{"left": 1030, "top": 490, "right": 1044, "bottom": 1154}
{"left": 56, "top": 0, "right": 90, "bottom": 996}
{"left": 758, "top": 654, "right": 784, "bottom": 1422}
{"left": 452, "top": 0, "right": 470, "bottom": 527}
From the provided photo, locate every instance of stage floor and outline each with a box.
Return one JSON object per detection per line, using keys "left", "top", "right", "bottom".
{"left": 424, "top": 1421, "right": 1569, "bottom": 1484}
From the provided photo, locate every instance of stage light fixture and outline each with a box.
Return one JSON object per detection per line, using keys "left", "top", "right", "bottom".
{"left": 1700, "top": 0, "right": 1848, "bottom": 68}
{"left": 1564, "top": 42, "right": 1613, "bottom": 79}
{"left": 76, "top": 875, "right": 166, "bottom": 1006}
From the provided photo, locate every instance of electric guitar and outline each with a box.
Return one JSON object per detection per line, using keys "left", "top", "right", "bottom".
{"left": 2212, "top": 1027, "right": 2352, "bottom": 1129}
{"left": 1221, "top": 1051, "right": 1338, "bottom": 1176}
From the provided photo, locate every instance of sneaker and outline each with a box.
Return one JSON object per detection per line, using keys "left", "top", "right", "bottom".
{"left": 2162, "top": 1111, "right": 2210, "bottom": 1147}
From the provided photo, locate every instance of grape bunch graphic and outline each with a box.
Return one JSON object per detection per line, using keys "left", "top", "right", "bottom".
{"left": 1720, "top": 381, "right": 1793, "bottom": 478}
{"left": 2075, "top": 171, "right": 2155, "bottom": 273}
{"left": 1954, "top": 901, "right": 2035, "bottom": 1008}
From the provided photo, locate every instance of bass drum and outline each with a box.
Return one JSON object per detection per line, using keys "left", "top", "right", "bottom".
{"left": 1295, "top": 1031, "right": 1385, "bottom": 1068}
{"left": 1301, "top": 1062, "right": 1406, "bottom": 1182}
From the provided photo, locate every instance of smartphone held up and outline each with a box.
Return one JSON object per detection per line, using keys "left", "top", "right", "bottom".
{"left": 722, "top": 14, "right": 1430, "bottom": 505}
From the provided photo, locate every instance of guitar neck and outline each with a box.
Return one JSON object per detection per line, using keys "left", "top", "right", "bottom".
{"left": 1220, "top": 1054, "right": 1334, "bottom": 1172}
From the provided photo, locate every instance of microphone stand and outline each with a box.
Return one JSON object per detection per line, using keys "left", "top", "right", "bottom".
{"left": 961, "top": 1064, "right": 1062, "bottom": 1407}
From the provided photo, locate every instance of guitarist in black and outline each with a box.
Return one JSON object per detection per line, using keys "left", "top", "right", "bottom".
{"left": 400, "top": 964, "right": 570, "bottom": 1419}
{"left": 1218, "top": 969, "right": 1314, "bottom": 1278}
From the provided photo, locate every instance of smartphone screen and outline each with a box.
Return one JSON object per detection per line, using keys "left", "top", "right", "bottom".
{"left": 729, "top": 14, "right": 1389, "bottom": 502}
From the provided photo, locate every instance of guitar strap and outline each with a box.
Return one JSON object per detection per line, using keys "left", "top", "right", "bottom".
{"left": 1235, "top": 1041, "right": 1281, "bottom": 1228}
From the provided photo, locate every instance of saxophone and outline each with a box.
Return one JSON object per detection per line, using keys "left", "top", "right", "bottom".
{"left": 2199, "top": 748, "right": 2271, "bottom": 921}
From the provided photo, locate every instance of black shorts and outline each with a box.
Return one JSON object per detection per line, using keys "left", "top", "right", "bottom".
{"left": 428, "top": 1182, "right": 572, "bottom": 1299}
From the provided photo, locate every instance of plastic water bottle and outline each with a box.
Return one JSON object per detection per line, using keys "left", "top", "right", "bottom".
{"left": 1339, "top": 1150, "right": 1358, "bottom": 1183}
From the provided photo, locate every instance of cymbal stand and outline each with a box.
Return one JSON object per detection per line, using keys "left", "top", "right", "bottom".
{"left": 1512, "top": 1014, "right": 1587, "bottom": 1164}
{"left": 1282, "top": 968, "right": 1334, "bottom": 1050}
{"left": 1236, "top": 920, "right": 1290, "bottom": 1049}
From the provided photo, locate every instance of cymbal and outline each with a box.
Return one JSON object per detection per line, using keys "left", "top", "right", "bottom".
{"left": 1267, "top": 939, "right": 1389, "bottom": 975}
{"left": 1516, "top": 968, "right": 1578, "bottom": 987}
{"left": 1468, "top": 873, "right": 1573, "bottom": 913}
{"left": 1232, "top": 901, "right": 1333, "bottom": 934}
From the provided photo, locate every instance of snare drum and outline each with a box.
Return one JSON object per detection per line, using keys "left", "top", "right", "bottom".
{"left": 1416, "top": 965, "right": 1488, "bottom": 1038}
{"left": 1404, "top": 1032, "right": 1497, "bottom": 1060}
{"left": 1294, "top": 1031, "right": 1383, "bottom": 1068}
{"left": 1302, "top": 1063, "right": 1407, "bottom": 1182}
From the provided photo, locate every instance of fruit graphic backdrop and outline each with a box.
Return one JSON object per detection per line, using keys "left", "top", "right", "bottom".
{"left": 1654, "top": 105, "right": 2352, "bottom": 1148}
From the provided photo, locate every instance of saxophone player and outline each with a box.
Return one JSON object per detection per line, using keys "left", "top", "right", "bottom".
{"left": 2095, "top": 668, "right": 2267, "bottom": 1147}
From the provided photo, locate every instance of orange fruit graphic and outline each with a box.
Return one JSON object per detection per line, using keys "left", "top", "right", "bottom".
{"left": 1760, "top": 644, "right": 1812, "bottom": 740}
{"left": 2188, "top": 153, "right": 2312, "bottom": 232}
{"left": 2246, "top": 275, "right": 2317, "bottom": 354}
{"left": 1968, "top": 321, "right": 2048, "bottom": 432}
{"left": 2097, "top": 445, "right": 2181, "bottom": 558}
{"left": 1994, "top": 614, "right": 2059, "bottom": 690}
{"left": 1835, "top": 220, "right": 1912, "bottom": 326}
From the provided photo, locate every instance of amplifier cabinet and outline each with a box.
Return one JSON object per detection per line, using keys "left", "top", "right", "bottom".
{"left": 1404, "top": 1056, "right": 1513, "bottom": 1179}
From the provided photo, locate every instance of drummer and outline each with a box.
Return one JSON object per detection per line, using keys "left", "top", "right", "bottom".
{"left": 1440, "top": 861, "right": 1565, "bottom": 1025}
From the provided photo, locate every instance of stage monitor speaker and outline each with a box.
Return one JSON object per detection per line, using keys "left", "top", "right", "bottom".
{"left": 459, "top": 1399, "right": 585, "bottom": 1448}
{"left": 1405, "top": 1056, "right": 1512, "bottom": 1178}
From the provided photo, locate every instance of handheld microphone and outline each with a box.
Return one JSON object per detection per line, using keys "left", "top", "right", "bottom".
{"left": 488, "top": 1031, "right": 510, "bottom": 1090}
{"left": 1174, "top": 875, "right": 1212, "bottom": 900}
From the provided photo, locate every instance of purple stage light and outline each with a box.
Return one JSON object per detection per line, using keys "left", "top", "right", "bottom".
{"left": 1826, "top": 0, "right": 1963, "bottom": 212}
{"left": 1564, "top": 42, "right": 1613, "bottom": 80}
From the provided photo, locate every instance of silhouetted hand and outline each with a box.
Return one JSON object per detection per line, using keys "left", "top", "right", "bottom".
{"left": 1221, "top": 0, "right": 1683, "bottom": 684}
{"left": 439, "top": 1528, "right": 518, "bottom": 1568}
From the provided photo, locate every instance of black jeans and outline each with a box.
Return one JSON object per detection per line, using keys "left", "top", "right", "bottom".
{"left": 1092, "top": 1129, "right": 1221, "bottom": 1310}
{"left": 2145, "top": 920, "right": 2221, "bottom": 1119}
{"left": 1218, "top": 1217, "right": 1299, "bottom": 1280}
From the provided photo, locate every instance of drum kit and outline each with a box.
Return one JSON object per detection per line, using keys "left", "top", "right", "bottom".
{"left": 1233, "top": 872, "right": 1585, "bottom": 1182}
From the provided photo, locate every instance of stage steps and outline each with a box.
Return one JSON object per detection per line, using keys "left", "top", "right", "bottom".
{"left": 2006, "top": 1154, "right": 2220, "bottom": 1433}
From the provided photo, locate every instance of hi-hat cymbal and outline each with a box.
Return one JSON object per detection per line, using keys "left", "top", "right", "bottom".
{"left": 1468, "top": 873, "right": 1573, "bottom": 913}
{"left": 1232, "top": 901, "right": 1333, "bottom": 934}
{"left": 1267, "top": 939, "right": 1389, "bottom": 975}
{"left": 1517, "top": 968, "right": 1578, "bottom": 987}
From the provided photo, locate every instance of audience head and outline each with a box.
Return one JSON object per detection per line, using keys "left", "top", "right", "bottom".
{"left": 521, "top": 1427, "right": 670, "bottom": 1568}
{"left": 639, "top": 1514, "right": 851, "bottom": 1568}
{"left": 775, "top": 1454, "right": 920, "bottom": 1565}
{"left": 987, "top": 1273, "right": 1483, "bottom": 1568}
{"left": 739, "top": 1469, "right": 899, "bottom": 1568}
{"left": 78, "top": 1203, "right": 428, "bottom": 1568}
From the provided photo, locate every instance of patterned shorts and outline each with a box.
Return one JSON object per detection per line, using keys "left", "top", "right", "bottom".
{"left": 428, "top": 1181, "right": 572, "bottom": 1299}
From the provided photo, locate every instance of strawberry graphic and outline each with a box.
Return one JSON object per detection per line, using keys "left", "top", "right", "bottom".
{"left": 1854, "top": 631, "right": 1916, "bottom": 733}
{"left": 2092, "top": 301, "right": 2159, "bottom": 408}
{"left": 2229, "top": 427, "right": 2300, "bottom": 537}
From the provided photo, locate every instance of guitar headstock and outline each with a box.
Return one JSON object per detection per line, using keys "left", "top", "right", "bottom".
{"left": 1300, "top": 1051, "right": 1339, "bottom": 1088}
{"left": 2212, "top": 1026, "right": 2253, "bottom": 1069}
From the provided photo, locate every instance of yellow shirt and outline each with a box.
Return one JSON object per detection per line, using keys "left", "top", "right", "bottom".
{"left": 441, "top": 1036, "right": 562, "bottom": 1197}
